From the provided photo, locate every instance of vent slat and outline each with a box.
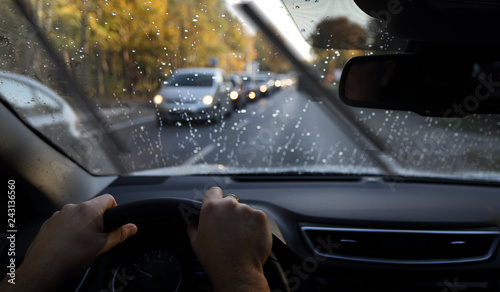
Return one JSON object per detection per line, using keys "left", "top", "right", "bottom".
{"left": 302, "top": 227, "right": 499, "bottom": 264}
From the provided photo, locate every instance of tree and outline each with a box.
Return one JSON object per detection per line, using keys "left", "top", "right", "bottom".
{"left": 309, "top": 17, "right": 367, "bottom": 84}
{"left": 47, "top": 0, "right": 248, "bottom": 101}
{"left": 253, "top": 31, "right": 293, "bottom": 73}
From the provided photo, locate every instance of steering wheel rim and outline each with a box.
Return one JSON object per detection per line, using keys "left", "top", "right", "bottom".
{"left": 103, "top": 198, "right": 202, "bottom": 232}
{"left": 102, "top": 198, "right": 291, "bottom": 292}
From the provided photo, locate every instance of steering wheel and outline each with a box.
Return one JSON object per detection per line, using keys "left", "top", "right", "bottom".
{"left": 102, "top": 198, "right": 290, "bottom": 292}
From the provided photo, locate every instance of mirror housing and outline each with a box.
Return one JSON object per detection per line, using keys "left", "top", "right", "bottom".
{"left": 339, "top": 54, "right": 500, "bottom": 117}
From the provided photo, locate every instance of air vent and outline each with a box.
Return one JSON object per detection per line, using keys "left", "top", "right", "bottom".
{"left": 301, "top": 226, "right": 499, "bottom": 264}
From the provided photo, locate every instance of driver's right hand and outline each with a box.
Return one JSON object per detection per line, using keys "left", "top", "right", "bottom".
{"left": 187, "top": 186, "right": 272, "bottom": 292}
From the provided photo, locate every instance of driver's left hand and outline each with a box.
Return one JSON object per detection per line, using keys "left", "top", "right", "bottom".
{"left": 0, "top": 194, "right": 137, "bottom": 292}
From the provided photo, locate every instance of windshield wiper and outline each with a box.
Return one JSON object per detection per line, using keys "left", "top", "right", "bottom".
{"left": 12, "top": 0, "right": 128, "bottom": 174}
{"left": 236, "top": 2, "right": 400, "bottom": 176}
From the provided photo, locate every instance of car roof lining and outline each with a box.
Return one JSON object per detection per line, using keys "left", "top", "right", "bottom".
{"left": 354, "top": 0, "right": 500, "bottom": 47}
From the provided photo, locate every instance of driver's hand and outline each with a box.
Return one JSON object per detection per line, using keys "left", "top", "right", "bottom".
{"left": 0, "top": 194, "right": 137, "bottom": 292}
{"left": 187, "top": 187, "right": 272, "bottom": 292}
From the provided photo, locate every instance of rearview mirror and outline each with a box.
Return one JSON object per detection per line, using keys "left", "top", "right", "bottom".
{"left": 339, "top": 54, "right": 500, "bottom": 117}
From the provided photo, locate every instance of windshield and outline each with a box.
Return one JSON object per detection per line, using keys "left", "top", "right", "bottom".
{"left": 167, "top": 74, "right": 215, "bottom": 87}
{"left": 0, "top": 0, "right": 499, "bottom": 183}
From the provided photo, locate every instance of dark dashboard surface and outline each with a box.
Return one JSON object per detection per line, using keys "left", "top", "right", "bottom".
{"left": 106, "top": 175, "right": 500, "bottom": 227}
{"left": 5, "top": 174, "right": 500, "bottom": 291}
{"left": 103, "top": 176, "right": 500, "bottom": 280}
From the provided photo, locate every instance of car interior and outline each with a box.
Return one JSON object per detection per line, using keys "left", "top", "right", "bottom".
{"left": 2, "top": 0, "right": 500, "bottom": 291}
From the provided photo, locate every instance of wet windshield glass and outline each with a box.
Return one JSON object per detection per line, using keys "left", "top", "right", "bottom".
{"left": 167, "top": 74, "right": 215, "bottom": 87}
{"left": 0, "top": 0, "right": 499, "bottom": 182}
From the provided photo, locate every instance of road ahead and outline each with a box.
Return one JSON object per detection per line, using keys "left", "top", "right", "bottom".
{"left": 110, "top": 86, "right": 377, "bottom": 174}
{"left": 103, "top": 85, "right": 499, "bottom": 177}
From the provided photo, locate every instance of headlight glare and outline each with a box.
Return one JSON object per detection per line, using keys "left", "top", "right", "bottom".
{"left": 153, "top": 94, "right": 163, "bottom": 104}
{"left": 230, "top": 91, "right": 239, "bottom": 100}
{"left": 202, "top": 95, "right": 214, "bottom": 105}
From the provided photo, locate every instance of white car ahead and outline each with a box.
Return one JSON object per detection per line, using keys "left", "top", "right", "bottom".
{"left": 0, "top": 71, "right": 83, "bottom": 140}
{"left": 154, "top": 68, "right": 234, "bottom": 123}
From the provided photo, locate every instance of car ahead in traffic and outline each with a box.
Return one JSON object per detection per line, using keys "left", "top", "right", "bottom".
{"left": 153, "top": 68, "right": 233, "bottom": 123}
{"left": 228, "top": 74, "right": 247, "bottom": 109}
{"left": 256, "top": 72, "right": 276, "bottom": 97}
{"left": 274, "top": 73, "right": 296, "bottom": 90}
{"left": 238, "top": 72, "right": 260, "bottom": 101}
{"left": 0, "top": 71, "right": 83, "bottom": 140}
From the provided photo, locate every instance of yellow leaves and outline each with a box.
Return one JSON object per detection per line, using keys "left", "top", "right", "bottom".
{"left": 44, "top": 0, "right": 253, "bottom": 98}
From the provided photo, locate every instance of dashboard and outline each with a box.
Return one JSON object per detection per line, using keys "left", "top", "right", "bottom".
{"left": 3, "top": 176, "right": 500, "bottom": 291}
{"left": 3, "top": 173, "right": 500, "bottom": 292}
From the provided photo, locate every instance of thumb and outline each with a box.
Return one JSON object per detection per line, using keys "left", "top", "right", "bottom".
{"left": 99, "top": 223, "right": 138, "bottom": 255}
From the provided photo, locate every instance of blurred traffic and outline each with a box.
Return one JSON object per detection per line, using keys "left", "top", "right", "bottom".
{"left": 152, "top": 67, "right": 296, "bottom": 123}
